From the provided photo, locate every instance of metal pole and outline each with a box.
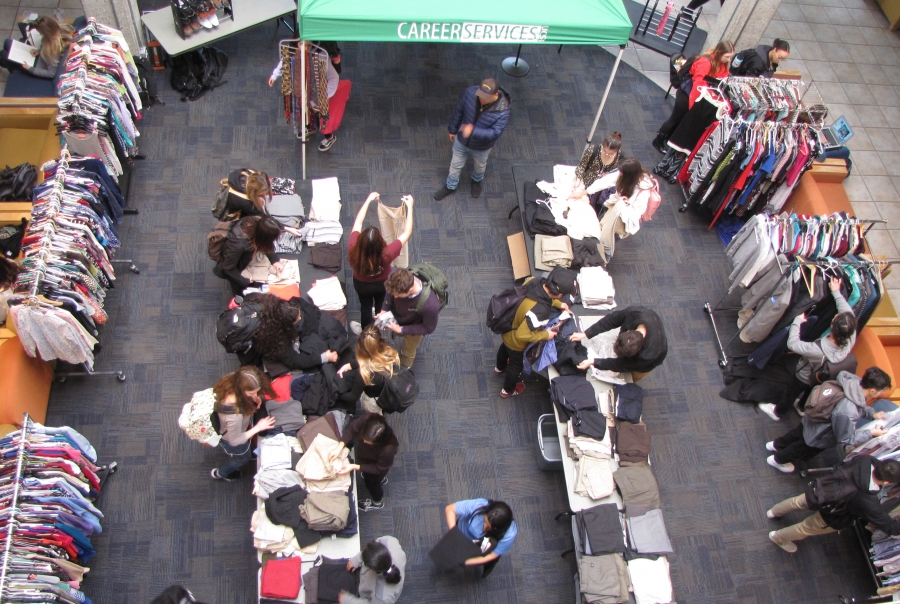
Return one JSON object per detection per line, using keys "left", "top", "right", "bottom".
{"left": 0, "top": 414, "right": 30, "bottom": 595}
{"left": 585, "top": 45, "right": 625, "bottom": 150}
{"left": 301, "top": 37, "right": 307, "bottom": 181}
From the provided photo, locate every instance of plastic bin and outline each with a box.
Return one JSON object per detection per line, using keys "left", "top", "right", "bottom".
{"left": 536, "top": 413, "right": 563, "bottom": 471}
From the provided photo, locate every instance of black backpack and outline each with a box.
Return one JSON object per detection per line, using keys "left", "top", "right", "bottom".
{"left": 0, "top": 218, "right": 27, "bottom": 258}
{"left": 169, "top": 47, "right": 229, "bottom": 102}
{"left": 486, "top": 284, "right": 527, "bottom": 334}
{"left": 134, "top": 56, "right": 163, "bottom": 107}
{"left": 812, "top": 345, "right": 858, "bottom": 385}
{"left": 377, "top": 365, "right": 420, "bottom": 413}
{"left": 804, "top": 463, "right": 860, "bottom": 517}
{"left": 216, "top": 295, "right": 264, "bottom": 355}
{"left": 669, "top": 53, "right": 698, "bottom": 91}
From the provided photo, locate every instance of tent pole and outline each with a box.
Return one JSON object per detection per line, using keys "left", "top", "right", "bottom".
{"left": 585, "top": 44, "right": 625, "bottom": 151}
{"left": 301, "top": 38, "right": 306, "bottom": 180}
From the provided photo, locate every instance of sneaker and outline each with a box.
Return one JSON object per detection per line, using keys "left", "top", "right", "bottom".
{"left": 500, "top": 383, "right": 526, "bottom": 398}
{"left": 766, "top": 508, "right": 778, "bottom": 519}
{"left": 793, "top": 399, "right": 806, "bottom": 417}
{"left": 757, "top": 403, "right": 780, "bottom": 421}
{"left": 493, "top": 366, "right": 505, "bottom": 375}
{"left": 652, "top": 134, "right": 668, "bottom": 154}
{"left": 349, "top": 320, "right": 362, "bottom": 335}
{"left": 471, "top": 180, "right": 483, "bottom": 198}
{"left": 765, "top": 441, "right": 777, "bottom": 452}
{"left": 208, "top": 11, "right": 219, "bottom": 26}
{"left": 358, "top": 498, "right": 384, "bottom": 512}
{"left": 769, "top": 531, "right": 797, "bottom": 553}
{"left": 318, "top": 134, "right": 336, "bottom": 152}
{"left": 197, "top": 12, "right": 213, "bottom": 28}
{"left": 766, "top": 455, "right": 795, "bottom": 474}
{"left": 380, "top": 476, "right": 388, "bottom": 485}
{"left": 210, "top": 468, "right": 241, "bottom": 482}
{"left": 434, "top": 186, "right": 455, "bottom": 201}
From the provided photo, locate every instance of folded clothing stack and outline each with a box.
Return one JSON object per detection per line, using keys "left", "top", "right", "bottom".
{"left": 579, "top": 266, "right": 615, "bottom": 309}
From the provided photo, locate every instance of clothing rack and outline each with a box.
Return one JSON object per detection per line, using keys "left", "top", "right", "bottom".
{"left": 704, "top": 252, "right": 894, "bottom": 367}
{"left": 723, "top": 76, "right": 806, "bottom": 121}
{"left": 0, "top": 413, "right": 30, "bottom": 596}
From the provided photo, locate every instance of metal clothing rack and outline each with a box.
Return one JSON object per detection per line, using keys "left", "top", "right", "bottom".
{"left": 704, "top": 249, "right": 894, "bottom": 367}
{"left": 634, "top": 0, "right": 701, "bottom": 54}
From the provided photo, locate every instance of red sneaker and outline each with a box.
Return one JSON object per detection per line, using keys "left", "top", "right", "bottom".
{"left": 500, "top": 383, "right": 526, "bottom": 398}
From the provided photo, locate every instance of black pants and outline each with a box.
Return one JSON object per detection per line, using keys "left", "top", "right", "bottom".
{"left": 496, "top": 344, "right": 525, "bottom": 393}
{"left": 658, "top": 89, "right": 690, "bottom": 139}
{"left": 774, "top": 423, "right": 823, "bottom": 465}
{"left": 353, "top": 277, "right": 386, "bottom": 328}
{"left": 776, "top": 375, "right": 812, "bottom": 418}
{"left": 362, "top": 471, "right": 384, "bottom": 502}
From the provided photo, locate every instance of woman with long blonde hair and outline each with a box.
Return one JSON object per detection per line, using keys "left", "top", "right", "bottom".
{"left": 356, "top": 326, "right": 400, "bottom": 396}
{"left": 1, "top": 16, "right": 75, "bottom": 79}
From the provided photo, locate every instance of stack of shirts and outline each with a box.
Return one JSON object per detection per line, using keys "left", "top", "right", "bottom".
{"left": 251, "top": 508, "right": 302, "bottom": 556}
{"left": 534, "top": 234, "right": 573, "bottom": 270}
{"left": 308, "top": 275, "right": 347, "bottom": 311}
{"left": 253, "top": 433, "right": 304, "bottom": 500}
{"left": 579, "top": 266, "right": 616, "bottom": 310}
{"left": 267, "top": 194, "right": 305, "bottom": 229}
{"left": 298, "top": 177, "right": 344, "bottom": 246}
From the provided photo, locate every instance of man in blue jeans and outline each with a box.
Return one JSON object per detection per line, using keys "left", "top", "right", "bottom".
{"left": 434, "top": 78, "right": 511, "bottom": 200}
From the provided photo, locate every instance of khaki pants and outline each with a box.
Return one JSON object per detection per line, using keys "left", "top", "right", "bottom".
{"left": 400, "top": 334, "right": 424, "bottom": 367}
{"left": 631, "top": 371, "right": 649, "bottom": 382}
{"left": 377, "top": 201, "right": 409, "bottom": 268}
{"left": 770, "top": 494, "right": 837, "bottom": 544}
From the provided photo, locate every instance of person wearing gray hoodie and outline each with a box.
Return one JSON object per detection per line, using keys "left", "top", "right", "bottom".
{"left": 758, "top": 277, "right": 857, "bottom": 421}
{"left": 766, "top": 367, "right": 893, "bottom": 473}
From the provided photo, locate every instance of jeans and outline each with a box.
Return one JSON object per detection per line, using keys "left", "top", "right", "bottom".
{"left": 218, "top": 439, "right": 253, "bottom": 478}
{"left": 817, "top": 146, "right": 852, "bottom": 176}
{"left": 770, "top": 494, "right": 836, "bottom": 544}
{"left": 773, "top": 423, "right": 823, "bottom": 465}
{"left": 353, "top": 277, "right": 387, "bottom": 328}
{"left": 856, "top": 398, "right": 898, "bottom": 428}
{"left": 497, "top": 344, "right": 525, "bottom": 393}
{"left": 446, "top": 137, "right": 492, "bottom": 189}
{"left": 362, "top": 471, "right": 384, "bottom": 502}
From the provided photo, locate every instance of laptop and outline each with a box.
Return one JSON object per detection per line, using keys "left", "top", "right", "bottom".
{"left": 820, "top": 115, "right": 853, "bottom": 150}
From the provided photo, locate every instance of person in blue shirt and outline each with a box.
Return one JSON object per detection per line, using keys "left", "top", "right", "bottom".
{"left": 443, "top": 498, "right": 518, "bottom": 578}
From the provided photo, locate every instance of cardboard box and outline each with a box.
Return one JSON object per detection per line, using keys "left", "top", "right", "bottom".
{"left": 508, "top": 232, "right": 531, "bottom": 280}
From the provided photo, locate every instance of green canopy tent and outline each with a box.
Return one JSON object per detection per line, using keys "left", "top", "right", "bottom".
{"left": 296, "top": 0, "right": 633, "bottom": 177}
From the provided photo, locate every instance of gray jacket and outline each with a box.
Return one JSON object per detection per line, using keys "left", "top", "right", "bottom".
{"left": 790, "top": 290, "right": 855, "bottom": 384}
{"left": 803, "top": 371, "right": 876, "bottom": 449}
{"left": 343, "top": 536, "right": 406, "bottom": 604}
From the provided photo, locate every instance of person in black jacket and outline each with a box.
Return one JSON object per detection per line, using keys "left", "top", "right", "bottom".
{"left": 434, "top": 78, "right": 511, "bottom": 201}
{"left": 251, "top": 295, "right": 350, "bottom": 378}
{"left": 571, "top": 306, "right": 667, "bottom": 380}
{"left": 223, "top": 169, "right": 271, "bottom": 217}
{"left": 212, "top": 215, "right": 282, "bottom": 294}
{"left": 341, "top": 413, "right": 399, "bottom": 512}
{"left": 729, "top": 39, "right": 791, "bottom": 78}
{"left": 767, "top": 456, "right": 900, "bottom": 553}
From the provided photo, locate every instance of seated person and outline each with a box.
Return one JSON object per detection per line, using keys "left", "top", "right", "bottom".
{"left": 1, "top": 16, "right": 74, "bottom": 79}
{"left": 571, "top": 131, "right": 623, "bottom": 211}
{"left": 766, "top": 367, "right": 892, "bottom": 474}
{"left": 341, "top": 537, "right": 406, "bottom": 603}
{"left": 224, "top": 169, "right": 271, "bottom": 217}
{"left": 571, "top": 305, "right": 667, "bottom": 380}
{"left": 251, "top": 294, "right": 350, "bottom": 378}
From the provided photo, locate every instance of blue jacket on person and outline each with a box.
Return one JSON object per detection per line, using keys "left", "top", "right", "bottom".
{"left": 448, "top": 85, "right": 511, "bottom": 151}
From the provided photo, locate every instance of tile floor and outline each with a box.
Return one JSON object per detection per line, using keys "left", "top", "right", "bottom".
{"left": 607, "top": 0, "right": 900, "bottom": 309}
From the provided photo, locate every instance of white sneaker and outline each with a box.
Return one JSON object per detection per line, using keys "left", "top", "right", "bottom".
{"left": 793, "top": 399, "right": 805, "bottom": 417}
{"left": 766, "top": 455, "right": 795, "bottom": 473}
{"left": 766, "top": 441, "right": 777, "bottom": 452}
{"left": 769, "top": 531, "right": 797, "bottom": 553}
{"left": 766, "top": 508, "right": 777, "bottom": 519}
{"left": 349, "top": 321, "right": 362, "bottom": 335}
{"left": 208, "top": 11, "right": 219, "bottom": 26}
{"left": 758, "top": 403, "right": 780, "bottom": 421}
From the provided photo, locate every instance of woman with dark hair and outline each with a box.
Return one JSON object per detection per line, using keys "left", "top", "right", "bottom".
{"left": 573, "top": 132, "right": 623, "bottom": 207}
{"left": 340, "top": 536, "right": 406, "bottom": 603}
{"left": 213, "top": 215, "right": 283, "bottom": 294}
{"left": 443, "top": 498, "right": 517, "bottom": 577}
{"left": 597, "top": 158, "right": 656, "bottom": 261}
{"left": 759, "top": 276, "right": 857, "bottom": 422}
{"left": 348, "top": 192, "right": 414, "bottom": 330}
{"left": 1, "top": 16, "right": 74, "bottom": 78}
{"left": 652, "top": 40, "right": 735, "bottom": 152}
{"left": 149, "top": 585, "right": 212, "bottom": 604}
{"left": 341, "top": 412, "right": 399, "bottom": 512}
{"left": 730, "top": 38, "right": 791, "bottom": 78}
{"left": 207, "top": 366, "right": 276, "bottom": 481}
{"left": 224, "top": 169, "right": 271, "bottom": 217}
{"left": 251, "top": 294, "right": 345, "bottom": 377}
{"left": 0, "top": 256, "right": 21, "bottom": 324}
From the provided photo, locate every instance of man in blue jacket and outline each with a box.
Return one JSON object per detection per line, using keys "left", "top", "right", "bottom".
{"left": 434, "top": 78, "right": 511, "bottom": 201}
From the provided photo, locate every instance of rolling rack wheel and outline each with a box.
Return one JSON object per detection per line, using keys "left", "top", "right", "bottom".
{"left": 116, "top": 371, "right": 126, "bottom": 382}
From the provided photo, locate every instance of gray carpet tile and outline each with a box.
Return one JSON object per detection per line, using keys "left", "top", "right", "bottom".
{"left": 42, "top": 22, "right": 876, "bottom": 604}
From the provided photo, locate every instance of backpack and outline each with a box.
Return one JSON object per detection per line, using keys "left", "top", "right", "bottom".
{"left": 812, "top": 345, "right": 858, "bottom": 385}
{"left": 178, "top": 388, "right": 222, "bottom": 447}
{"left": 803, "top": 380, "right": 845, "bottom": 423}
{"left": 211, "top": 178, "right": 236, "bottom": 221}
{"left": 640, "top": 177, "right": 662, "bottom": 222}
{"left": 215, "top": 294, "right": 264, "bottom": 355}
{"left": 486, "top": 284, "right": 527, "bottom": 334}
{"left": 207, "top": 218, "right": 241, "bottom": 263}
{"left": 169, "top": 47, "right": 229, "bottom": 102}
{"left": 0, "top": 218, "right": 27, "bottom": 258}
{"left": 134, "top": 55, "right": 162, "bottom": 107}
{"left": 669, "top": 53, "right": 698, "bottom": 90}
{"left": 409, "top": 263, "right": 449, "bottom": 313}
{"left": 804, "top": 463, "right": 859, "bottom": 517}
{"left": 377, "top": 365, "right": 420, "bottom": 413}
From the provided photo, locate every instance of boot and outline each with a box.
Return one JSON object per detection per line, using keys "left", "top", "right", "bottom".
{"left": 652, "top": 133, "right": 668, "bottom": 154}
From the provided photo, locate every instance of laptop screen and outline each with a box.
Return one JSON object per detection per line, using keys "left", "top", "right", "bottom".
{"left": 832, "top": 116, "right": 853, "bottom": 144}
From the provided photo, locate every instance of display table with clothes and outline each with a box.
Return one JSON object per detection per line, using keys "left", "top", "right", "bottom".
{"left": 252, "top": 417, "right": 361, "bottom": 603}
